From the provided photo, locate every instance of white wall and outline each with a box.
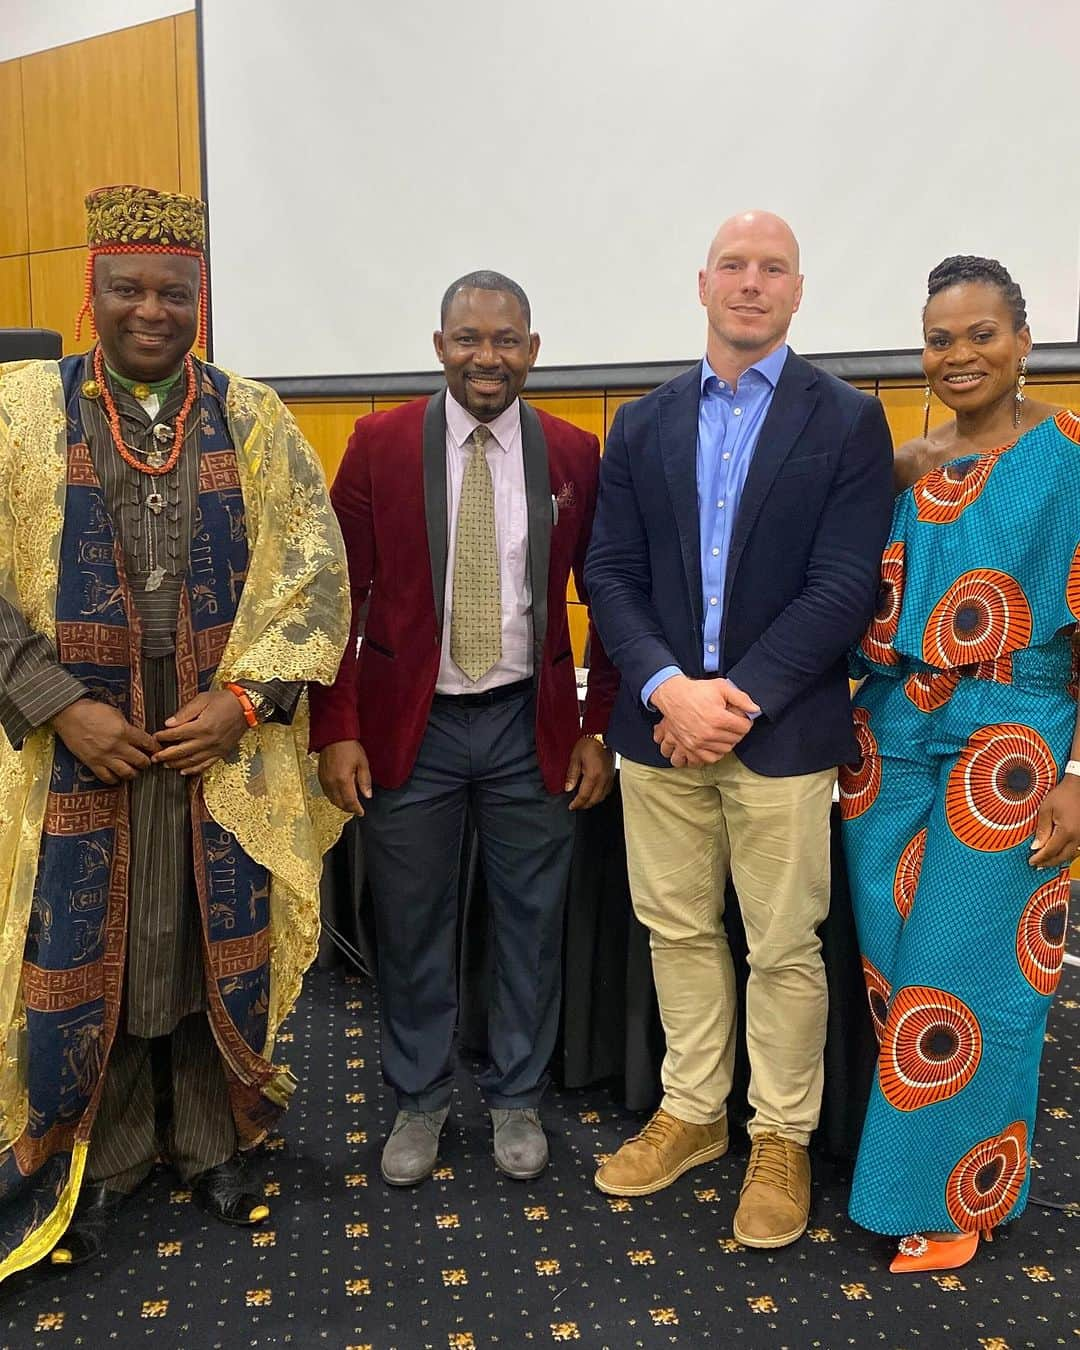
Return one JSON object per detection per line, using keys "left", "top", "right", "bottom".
{"left": 202, "top": 0, "right": 1080, "bottom": 379}
{"left": 1, "top": 1, "right": 193, "bottom": 62}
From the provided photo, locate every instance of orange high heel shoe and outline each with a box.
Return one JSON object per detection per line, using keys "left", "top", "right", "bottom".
{"left": 889, "top": 1227, "right": 991, "bottom": 1273}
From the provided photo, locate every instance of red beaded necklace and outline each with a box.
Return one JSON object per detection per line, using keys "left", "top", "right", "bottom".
{"left": 93, "top": 345, "right": 198, "bottom": 477}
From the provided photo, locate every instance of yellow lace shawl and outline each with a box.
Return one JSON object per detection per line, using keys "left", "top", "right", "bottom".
{"left": 0, "top": 358, "right": 350, "bottom": 1152}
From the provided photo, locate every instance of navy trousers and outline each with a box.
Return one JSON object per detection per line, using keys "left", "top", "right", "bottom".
{"left": 361, "top": 685, "right": 575, "bottom": 1111}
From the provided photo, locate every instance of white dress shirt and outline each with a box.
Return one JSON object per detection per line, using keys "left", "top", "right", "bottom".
{"left": 436, "top": 392, "right": 534, "bottom": 693}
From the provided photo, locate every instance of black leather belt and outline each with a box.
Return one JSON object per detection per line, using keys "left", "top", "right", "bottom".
{"left": 432, "top": 677, "right": 534, "bottom": 709}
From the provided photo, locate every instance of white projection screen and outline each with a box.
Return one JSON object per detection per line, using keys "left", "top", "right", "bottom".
{"left": 201, "top": 0, "right": 1080, "bottom": 380}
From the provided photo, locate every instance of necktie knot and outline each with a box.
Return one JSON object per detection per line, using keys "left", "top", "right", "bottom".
{"left": 469, "top": 425, "right": 493, "bottom": 451}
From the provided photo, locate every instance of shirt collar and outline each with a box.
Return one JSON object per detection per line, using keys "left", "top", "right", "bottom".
{"left": 445, "top": 388, "right": 519, "bottom": 452}
{"left": 700, "top": 343, "right": 789, "bottom": 394}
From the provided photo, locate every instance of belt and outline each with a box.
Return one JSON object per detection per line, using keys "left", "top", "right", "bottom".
{"left": 431, "top": 677, "right": 534, "bottom": 709}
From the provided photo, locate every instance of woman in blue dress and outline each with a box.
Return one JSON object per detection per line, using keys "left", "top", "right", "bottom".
{"left": 842, "top": 256, "right": 1080, "bottom": 1273}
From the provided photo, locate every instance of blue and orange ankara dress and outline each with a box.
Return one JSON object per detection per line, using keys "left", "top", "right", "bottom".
{"left": 840, "top": 410, "right": 1080, "bottom": 1236}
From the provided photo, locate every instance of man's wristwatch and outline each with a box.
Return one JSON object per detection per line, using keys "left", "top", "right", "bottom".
{"left": 585, "top": 732, "right": 608, "bottom": 748}
{"left": 244, "top": 688, "right": 275, "bottom": 723}
{"left": 226, "top": 682, "right": 275, "bottom": 725}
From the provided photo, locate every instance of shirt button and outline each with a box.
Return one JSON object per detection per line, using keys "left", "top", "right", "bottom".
{"left": 718, "top": 381, "right": 725, "bottom": 388}
{"left": 733, "top": 408, "right": 742, "bottom": 416}
{"left": 709, "top": 596, "right": 718, "bottom": 606}
{"left": 722, "top": 452, "right": 730, "bottom": 460}
{"left": 708, "top": 643, "right": 716, "bottom": 653}
{"left": 717, "top": 500, "right": 725, "bottom": 509}
{"left": 712, "top": 547, "right": 720, "bottom": 556}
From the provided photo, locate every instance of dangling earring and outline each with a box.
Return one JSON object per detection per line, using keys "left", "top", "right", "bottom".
{"left": 922, "top": 383, "right": 932, "bottom": 438}
{"left": 1013, "top": 356, "right": 1027, "bottom": 428}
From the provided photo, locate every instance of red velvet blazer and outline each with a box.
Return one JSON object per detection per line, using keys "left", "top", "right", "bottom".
{"left": 308, "top": 392, "right": 619, "bottom": 793}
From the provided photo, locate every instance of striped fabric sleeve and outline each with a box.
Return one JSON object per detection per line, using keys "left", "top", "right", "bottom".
{"left": 235, "top": 679, "right": 304, "bottom": 725}
{"left": 0, "top": 596, "right": 88, "bottom": 750}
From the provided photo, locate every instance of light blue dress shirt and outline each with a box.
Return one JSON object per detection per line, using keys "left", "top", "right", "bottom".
{"left": 642, "top": 344, "right": 789, "bottom": 708}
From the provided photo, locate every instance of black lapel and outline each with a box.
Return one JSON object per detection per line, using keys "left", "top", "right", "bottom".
{"left": 422, "top": 389, "right": 449, "bottom": 637}
{"left": 520, "top": 399, "right": 551, "bottom": 661}
{"left": 658, "top": 365, "right": 705, "bottom": 637}
{"left": 723, "top": 352, "right": 820, "bottom": 606}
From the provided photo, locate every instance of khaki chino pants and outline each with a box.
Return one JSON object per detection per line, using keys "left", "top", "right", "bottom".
{"left": 620, "top": 754, "right": 835, "bottom": 1145}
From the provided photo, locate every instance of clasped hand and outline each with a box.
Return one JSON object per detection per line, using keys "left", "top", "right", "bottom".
{"left": 51, "top": 691, "right": 249, "bottom": 785}
{"left": 651, "top": 675, "right": 759, "bottom": 767}
{"left": 152, "top": 691, "right": 250, "bottom": 775}
{"left": 51, "top": 699, "right": 158, "bottom": 785}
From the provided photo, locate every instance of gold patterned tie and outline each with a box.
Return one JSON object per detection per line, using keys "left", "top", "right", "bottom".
{"left": 450, "top": 425, "right": 503, "bottom": 680}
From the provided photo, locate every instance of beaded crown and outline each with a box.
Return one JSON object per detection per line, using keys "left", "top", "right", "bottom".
{"left": 85, "top": 184, "right": 207, "bottom": 253}
{"left": 76, "top": 184, "right": 209, "bottom": 347}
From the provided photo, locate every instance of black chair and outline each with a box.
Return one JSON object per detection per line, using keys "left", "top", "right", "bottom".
{"left": 0, "top": 329, "right": 63, "bottom": 362}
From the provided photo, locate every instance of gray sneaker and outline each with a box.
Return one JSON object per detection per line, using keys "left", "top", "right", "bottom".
{"left": 490, "top": 1108, "right": 549, "bottom": 1180}
{"left": 380, "top": 1107, "right": 450, "bottom": 1186}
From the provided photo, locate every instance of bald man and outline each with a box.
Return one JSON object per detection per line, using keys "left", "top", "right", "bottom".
{"left": 584, "top": 212, "right": 893, "bottom": 1246}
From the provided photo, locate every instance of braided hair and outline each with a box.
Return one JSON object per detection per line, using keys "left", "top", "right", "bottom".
{"left": 925, "top": 256, "right": 1027, "bottom": 331}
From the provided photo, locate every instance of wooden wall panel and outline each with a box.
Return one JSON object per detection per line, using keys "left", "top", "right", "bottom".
{"left": 287, "top": 400, "right": 372, "bottom": 482}
{"left": 0, "top": 61, "right": 28, "bottom": 258}
{"left": 28, "top": 247, "right": 88, "bottom": 355}
{"left": 1026, "top": 380, "right": 1080, "bottom": 411}
{"left": 605, "top": 391, "right": 649, "bottom": 436}
{"left": 22, "top": 19, "right": 181, "bottom": 253}
{"left": 567, "top": 602, "right": 589, "bottom": 667}
{"left": 877, "top": 380, "right": 1080, "bottom": 447}
{"left": 877, "top": 384, "right": 951, "bottom": 447}
{"left": 526, "top": 394, "right": 605, "bottom": 444}
{"left": 175, "top": 11, "right": 202, "bottom": 198}
{"left": 0, "top": 256, "right": 31, "bottom": 329}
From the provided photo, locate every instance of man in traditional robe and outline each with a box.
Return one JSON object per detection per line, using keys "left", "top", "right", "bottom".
{"left": 0, "top": 185, "right": 349, "bottom": 1276}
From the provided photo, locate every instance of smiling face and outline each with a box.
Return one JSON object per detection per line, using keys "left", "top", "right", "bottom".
{"left": 698, "top": 211, "right": 803, "bottom": 364}
{"left": 434, "top": 287, "right": 539, "bottom": 422}
{"left": 92, "top": 253, "right": 200, "bottom": 382}
{"left": 922, "top": 282, "right": 1032, "bottom": 417}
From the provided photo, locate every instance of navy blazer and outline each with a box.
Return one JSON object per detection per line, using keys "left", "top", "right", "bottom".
{"left": 584, "top": 352, "right": 894, "bottom": 776}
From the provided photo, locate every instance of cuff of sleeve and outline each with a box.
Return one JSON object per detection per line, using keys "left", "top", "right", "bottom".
{"left": 725, "top": 677, "right": 761, "bottom": 721}
{"left": 1, "top": 669, "right": 88, "bottom": 748}
{"left": 236, "top": 679, "right": 303, "bottom": 726}
{"left": 307, "top": 695, "right": 361, "bottom": 753}
{"left": 641, "top": 665, "right": 683, "bottom": 710}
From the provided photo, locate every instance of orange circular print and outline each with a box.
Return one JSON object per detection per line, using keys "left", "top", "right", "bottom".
{"left": 862, "top": 956, "right": 891, "bottom": 1043}
{"left": 893, "top": 828, "right": 926, "bottom": 920}
{"left": 1055, "top": 408, "right": 1080, "bottom": 444}
{"left": 904, "top": 668, "right": 960, "bottom": 713}
{"left": 838, "top": 707, "right": 881, "bottom": 820}
{"left": 878, "top": 985, "right": 982, "bottom": 1112}
{"left": 1016, "top": 872, "right": 1070, "bottom": 995}
{"left": 1066, "top": 542, "right": 1080, "bottom": 620}
{"left": 923, "top": 569, "right": 1032, "bottom": 669}
{"left": 944, "top": 723, "right": 1056, "bottom": 852}
{"left": 945, "top": 1121, "right": 1027, "bottom": 1230}
{"left": 861, "top": 543, "right": 905, "bottom": 666}
{"left": 914, "top": 454, "right": 998, "bottom": 525}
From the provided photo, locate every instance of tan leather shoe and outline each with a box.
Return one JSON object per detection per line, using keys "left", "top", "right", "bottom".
{"left": 733, "top": 1132, "right": 811, "bottom": 1248}
{"left": 594, "top": 1108, "right": 728, "bottom": 1196}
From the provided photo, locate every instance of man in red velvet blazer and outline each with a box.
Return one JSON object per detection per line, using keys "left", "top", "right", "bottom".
{"left": 309, "top": 271, "right": 618, "bottom": 1186}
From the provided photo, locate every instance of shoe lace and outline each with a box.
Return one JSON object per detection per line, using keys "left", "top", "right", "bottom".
{"left": 393, "top": 1110, "right": 444, "bottom": 1138}
{"left": 633, "top": 1111, "right": 682, "bottom": 1151}
{"left": 744, "top": 1136, "right": 795, "bottom": 1192}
